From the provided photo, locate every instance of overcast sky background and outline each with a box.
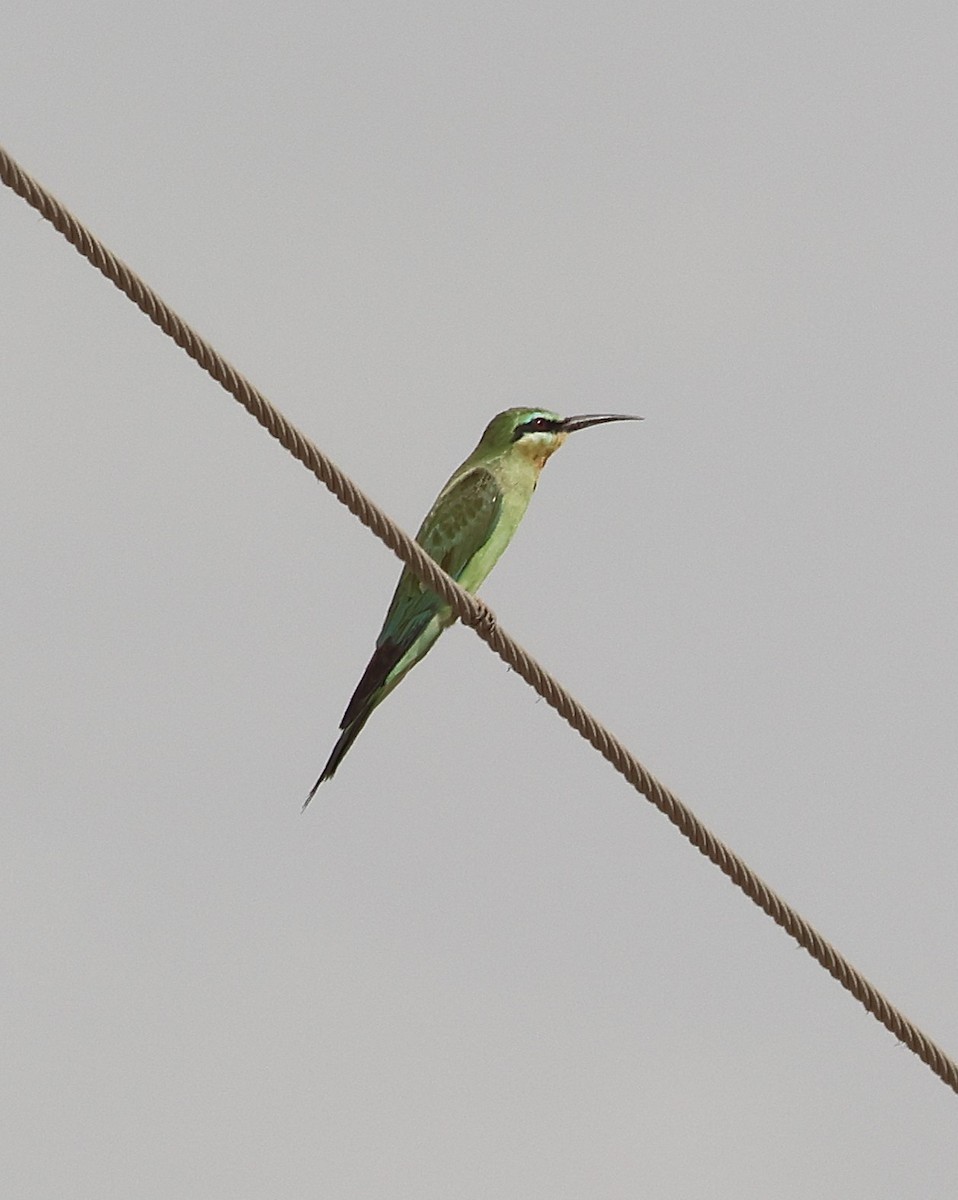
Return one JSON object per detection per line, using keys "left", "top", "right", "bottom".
{"left": 3, "top": 4, "right": 957, "bottom": 1197}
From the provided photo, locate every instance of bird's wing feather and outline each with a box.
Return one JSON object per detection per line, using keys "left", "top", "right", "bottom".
{"left": 380, "top": 465, "right": 503, "bottom": 646}
{"left": 338, "top": 467, "right": 502, "bottom": 731}
{"left": 419, "top": 465, "right": 504, "bottom": 579}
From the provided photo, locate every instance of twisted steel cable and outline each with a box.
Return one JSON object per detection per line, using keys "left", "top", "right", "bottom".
{"left": 3, "top": 141, "right": 955, "bottom": 1095}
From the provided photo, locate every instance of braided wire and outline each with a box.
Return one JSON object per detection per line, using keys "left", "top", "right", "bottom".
{"left": 3, "top": 141, "right": 955, "bottom": 1095}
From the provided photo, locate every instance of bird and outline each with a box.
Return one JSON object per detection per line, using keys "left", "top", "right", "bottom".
{"left": 305, "top": 406, "right": 640, "bottom": 802}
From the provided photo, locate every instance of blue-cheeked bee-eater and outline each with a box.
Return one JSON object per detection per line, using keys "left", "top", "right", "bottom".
{"left": 306, "top": 407, "right": 640, "bottom": 801}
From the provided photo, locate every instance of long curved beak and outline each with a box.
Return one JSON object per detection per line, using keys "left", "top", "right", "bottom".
{"left": 560, "top": 413, "right": 643, "bottom": 433}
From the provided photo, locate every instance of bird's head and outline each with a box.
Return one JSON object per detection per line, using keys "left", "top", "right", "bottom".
{"left": 478, "top": 407, "right": 641, "bottom": 469}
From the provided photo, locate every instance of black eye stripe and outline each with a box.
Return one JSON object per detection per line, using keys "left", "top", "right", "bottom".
{"left": 512, "top": 416, "right": 563, "bottom": 440}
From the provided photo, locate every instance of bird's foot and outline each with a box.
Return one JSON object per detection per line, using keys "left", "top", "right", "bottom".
{"left": 465, "top": 598, "right": 498, "bottom": 638}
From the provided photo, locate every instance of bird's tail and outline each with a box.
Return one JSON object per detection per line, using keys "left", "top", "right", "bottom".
{"left": 303, "top": 629, "right": 440, "bottom": 807}
{"left": 302, "top": 709, "right": 375, "bottom": 808}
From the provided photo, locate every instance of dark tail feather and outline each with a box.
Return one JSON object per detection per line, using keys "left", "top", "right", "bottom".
{"left": 341, "top": 640, "right": 404, "bottom": 729}
{"left": 304, "top": 639, "right": 407, "bottom": 808}
{"left": 302, "top": 707, "right": 375, "bottom": 808}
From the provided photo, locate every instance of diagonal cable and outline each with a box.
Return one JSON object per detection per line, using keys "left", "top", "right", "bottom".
{"left": 3, "top": 141, "right": 956, "bottom": 1096}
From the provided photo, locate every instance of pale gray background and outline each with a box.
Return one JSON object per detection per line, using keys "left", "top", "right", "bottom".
{"left": 3, "top": 4, "right": 957, "bottom": 1197}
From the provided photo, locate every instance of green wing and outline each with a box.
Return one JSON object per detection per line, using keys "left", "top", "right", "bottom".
{"left": 381, "top": 465, "right": 503, "bottom": 646}
{"left": 336, "top": 467, "right": 502, "bottom": 733}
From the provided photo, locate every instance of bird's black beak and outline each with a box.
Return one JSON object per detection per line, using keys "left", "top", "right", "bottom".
{"left": 560, "top": 413, "right": 643, "bottom": 433}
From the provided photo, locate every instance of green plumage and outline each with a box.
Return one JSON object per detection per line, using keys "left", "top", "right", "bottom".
{"left": 305, "top": 406, "right": 638, "bottom": 800}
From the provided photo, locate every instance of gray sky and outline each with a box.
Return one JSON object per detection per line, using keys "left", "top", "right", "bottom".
{"left": 3, "top": 4, "right": 957, "bottom": 1196}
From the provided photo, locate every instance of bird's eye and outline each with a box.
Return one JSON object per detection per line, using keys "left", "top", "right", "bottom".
{"left": 521, "top": 416, "right": 557, "bottom": 435}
